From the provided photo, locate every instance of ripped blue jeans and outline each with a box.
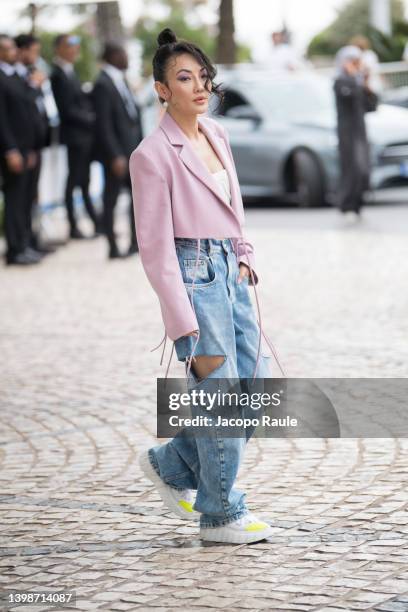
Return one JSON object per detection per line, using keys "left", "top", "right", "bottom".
{"left": 148, "top": 238, "right": 272, "bottom": 528}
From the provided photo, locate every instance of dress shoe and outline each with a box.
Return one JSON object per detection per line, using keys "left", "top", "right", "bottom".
{"left": 30, "top": 236, "right": 57, "bottom": 254}
{"left": 126, "top": 243, "right": 139, "bottom": 257}
{"left": 108, "top": 247, "right": 126, "bottom": 259}
{"left": 33, "top": 244, "right": 57, "bottom": 255}
{"left": 70, "top": 227, "right": 88, "bottom": 240}
{"left": 6, "top": 250, "right": 42, "bottom": 266}
{"left": 91, "top": 217, "right": 105, "bottom": 238}
{"left": 25, "top": 247, "right": 44, "bottom": 261}
{"left": 43, "top": 239, "right": 67, "bottom": 248}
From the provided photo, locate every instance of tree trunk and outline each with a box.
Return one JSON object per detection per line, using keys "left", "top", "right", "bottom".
{"left": 370, "top": 0, "right": 392, "bottom": 36}
{"left": 216, "top": 0, "right": 236, "bottom": 64}
{"left": 28, "top": 2, "right": 39, "bottom": 35}
{"left": 96, "top": 1, "right": 124, "bottom": 45}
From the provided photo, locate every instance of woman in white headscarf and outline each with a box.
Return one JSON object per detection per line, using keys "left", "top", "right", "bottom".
{"left": 334, "top": 45, "right": 378, "bottom": 217}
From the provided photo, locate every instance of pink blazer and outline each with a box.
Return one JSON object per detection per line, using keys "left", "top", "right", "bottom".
{"left": 129, "top": 110, "right": 284, "bottom": 377}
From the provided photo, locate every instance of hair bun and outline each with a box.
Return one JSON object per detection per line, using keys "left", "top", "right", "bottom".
{"left": 157, "top": 28, "right": 177, "bottom": 47}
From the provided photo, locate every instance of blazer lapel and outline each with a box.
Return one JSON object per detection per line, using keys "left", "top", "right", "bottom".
{"left": 103, "top": 71, "right": 137, "bottom": 121}
{"left": 159, "top": 111, "right": 237, "bottom": 211}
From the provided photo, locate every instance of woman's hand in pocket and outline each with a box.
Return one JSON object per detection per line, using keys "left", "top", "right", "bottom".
{"left": 176, "top": 329, "right": 199, "bottom": 341}
{"left": 185, "top": 329, "right": 199, "bottom": 337}
{"left": 237, "top": 263, "right": 250, "bottom": 284}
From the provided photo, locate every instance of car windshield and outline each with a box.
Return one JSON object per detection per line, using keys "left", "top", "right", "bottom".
{"left": 236, "top": 76, "right": 336, "bottom": 123}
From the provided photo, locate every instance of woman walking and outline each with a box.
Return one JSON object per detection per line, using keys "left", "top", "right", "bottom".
{"left": 130, "top": 28, "right": 283, "bottom": 544}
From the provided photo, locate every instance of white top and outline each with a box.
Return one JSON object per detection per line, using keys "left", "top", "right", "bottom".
{"left": 53, "top": 56, "right": 75, "bottom": 75}
{"left": 212, "top": 168, "right": 231, "bottom": 204}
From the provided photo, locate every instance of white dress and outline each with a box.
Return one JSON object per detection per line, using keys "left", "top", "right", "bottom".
{"left": 212, "top": 168, "right": 231, "bottom": 205}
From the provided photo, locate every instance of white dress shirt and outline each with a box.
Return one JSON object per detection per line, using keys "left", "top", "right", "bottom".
{"left": 0, "top": 61, "right": 15, "bottom": 76}
{"left": 53, "top": 56, "right": 75, "bottom": 75}
{"left": 102, "top": 63, "right": 138, "bottom": 120}
{"left": 15, "top": 62, "right": 29, "bottom": 78}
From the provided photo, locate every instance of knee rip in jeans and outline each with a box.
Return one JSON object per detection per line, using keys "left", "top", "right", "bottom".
{"left": 187, "top": 354, "right": 226, "bottom": 383}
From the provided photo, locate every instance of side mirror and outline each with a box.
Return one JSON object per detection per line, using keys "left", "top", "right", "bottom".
{"left": 225, "top": 104, "right": 262, "bottom": 123}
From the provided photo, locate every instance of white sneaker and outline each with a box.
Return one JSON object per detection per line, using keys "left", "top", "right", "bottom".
{"left": 138, "top": 450, "right": 199, "bottom": 521}
{"left": 200, "top": 512, "right": 273, "bottom": 544}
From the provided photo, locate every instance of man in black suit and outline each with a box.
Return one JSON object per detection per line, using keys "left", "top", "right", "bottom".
{"left": 14, "top": 33, "right": 55, "bottom": 256}
{"left": 50, "top": 34, "right": 101, "bottom": 240}
{"left": 0, "top": 34, "right": 41, "bottom": 265}
{"left": 92, "top": 43, "right": 142, "bottom": 259}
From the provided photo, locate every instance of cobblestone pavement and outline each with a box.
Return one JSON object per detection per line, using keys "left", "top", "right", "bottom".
{"left": 1, "top": 203, "right": 408, "bottom": 611}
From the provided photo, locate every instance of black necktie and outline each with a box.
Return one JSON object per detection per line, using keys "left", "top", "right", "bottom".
{"left": 122, "top": 78, "right": 138, "bottom": 120}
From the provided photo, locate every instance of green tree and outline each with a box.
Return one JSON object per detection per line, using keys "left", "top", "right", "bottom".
{"left": 307, "top": 0, "right": 406, "bottom": 61}
{"left": 133, "top": 0, "right": 250, "bottom": 77}
{"left": 95, "top": 1, "right": 124, "bottom": 45}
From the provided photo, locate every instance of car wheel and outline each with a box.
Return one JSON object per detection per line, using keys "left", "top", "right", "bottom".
{"left": 293, "top": 150, "right": 324, "bottom": 208}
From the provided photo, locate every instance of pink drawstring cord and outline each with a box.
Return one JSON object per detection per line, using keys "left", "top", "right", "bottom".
{"left": 150, "top": 330, "right": 167, "bottom": 366}
{"left": 150, "top": 329, "right": 174, "bottom": 384}
{"left": 239, "top": 236, "right": 286, "bottom": 381}
{"left": 164, "top": 340, "right": 175, "bottom": 379}
{"left": 239, "top": 238, "right": 262, "bottom": 381}
{"left": 259, "top": 325, "right": 286, "bottom": 377}
{"left": 185, "top": 238, "right": 201, "bottom": 382}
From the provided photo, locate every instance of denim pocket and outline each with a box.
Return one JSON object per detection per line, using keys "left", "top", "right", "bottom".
{"left": 181, "top": 256, "right": 217, "bottom": 287}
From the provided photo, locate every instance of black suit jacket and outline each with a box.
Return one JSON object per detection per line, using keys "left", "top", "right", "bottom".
{"left": 50, "top": 63, "right": 95, "bottom": 148}
{"left": 22, "top": 69, "right": 51, "bottom": 150}
{"left": 0, "top": 70, "right": 36, "bottom": 155}
{"left": 91, "top": 70, "right": 143, "bottom": 164}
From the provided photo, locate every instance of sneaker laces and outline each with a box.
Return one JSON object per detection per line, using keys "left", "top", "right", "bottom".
{"left": 235, "top": 512, "right": 265, "bottom": 527}
{"left": 173, "top": 487, "right": 194, "bottom": 503}
{"left": 183, "top": 489, "right": 194, "bottom": 502}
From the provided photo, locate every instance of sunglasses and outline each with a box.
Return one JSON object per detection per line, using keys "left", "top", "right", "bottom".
{"left": 67, "top": 35, "right": 81, "bottom": 46}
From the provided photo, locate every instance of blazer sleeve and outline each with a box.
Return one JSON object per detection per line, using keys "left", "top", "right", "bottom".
{"left": 0, "top": 84, "right": 17, "bottom": 153}
{"left": 129, "top": 149, "right": 200, "bottom": 340}
{"left": 216, "top": 120, "right": 258, "bottom": 285}
{"left": 51, "top": 71, "right": 94, "bottom": 130}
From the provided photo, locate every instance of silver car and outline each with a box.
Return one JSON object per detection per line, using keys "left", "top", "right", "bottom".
{"left": 139, "top": 68, "right": 408, "bottom": 206}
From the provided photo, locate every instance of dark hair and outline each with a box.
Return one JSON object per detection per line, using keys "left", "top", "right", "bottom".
{"left": 14, "top": 33, "right": 39, "bottom": 49}
{"left": 53, "top": 34, "right": 67, "bottom": 49}
{"left": 101, "top": 41, "right": 124, "bottom": 63}
{"left": 152, "top": 27, "right": 223, "bottom": 108}
{"left": 0, "top": 34, "right": 12, "bottom": 46}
